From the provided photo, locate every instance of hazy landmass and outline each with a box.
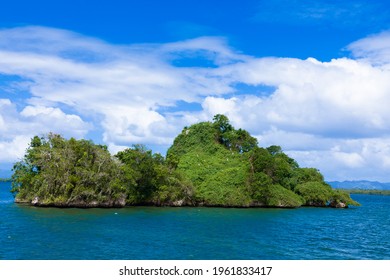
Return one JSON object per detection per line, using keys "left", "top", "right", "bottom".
{"left": 328, "top": 180, "right": 390, "bottom": 190}
{"left": 336, "top": 189, "right": 390, "bottom": 196}
{"left": 0, "top": 178, "right": 11, "bottom": 182}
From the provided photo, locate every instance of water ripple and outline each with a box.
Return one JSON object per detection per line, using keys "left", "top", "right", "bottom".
{"left": 1, "top": 183, "right": 389, "bottom": 260}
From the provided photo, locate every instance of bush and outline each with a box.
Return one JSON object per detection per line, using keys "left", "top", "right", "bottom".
{"left": 295, "top": 181, "right": 333, "bottom": 206}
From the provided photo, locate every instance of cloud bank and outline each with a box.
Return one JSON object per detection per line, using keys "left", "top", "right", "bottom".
{"left": 1, "top": 26, "right": 390, "bottom": 181}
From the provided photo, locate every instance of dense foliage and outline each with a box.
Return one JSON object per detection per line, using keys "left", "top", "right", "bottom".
{"left": 11, "top": 115, "right": 359, "bottom": 208}
{"left": 12, "top": 133, "right": 126, "bottom": 206}
{"left": 114, "top": 144, "right": 193, "bottom": 205}
{"left": 11, "top": 134, "right": 192, "bottom": 207}
{"left": 167, "top": 115, "right": 359, "bottom": 208}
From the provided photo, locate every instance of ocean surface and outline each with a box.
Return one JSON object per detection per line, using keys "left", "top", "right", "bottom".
{"left": 1, "top": 181, "right": 389, "bottom": 260}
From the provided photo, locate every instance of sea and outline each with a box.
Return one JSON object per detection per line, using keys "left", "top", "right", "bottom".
{"left": 1, "top": 181, "right": 389, "bottom": 260}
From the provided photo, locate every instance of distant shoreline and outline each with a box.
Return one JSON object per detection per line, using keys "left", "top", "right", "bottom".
{"left": 0, "top": 178, "right": 12, "bottom": 182}
{"left": 342, "top": 189, "right": 390, "bottom": 196}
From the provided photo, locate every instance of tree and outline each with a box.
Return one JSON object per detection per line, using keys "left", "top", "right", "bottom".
{"left": 115, "top": 145, "right": 157, "bottom": 202}
{"left": 266, "top": 145, "right": 282, "bottom": 156}
{"left": 213, "top": 114, "right": 233, "bottom": 134}
{"left": 294, "top": 168, "right": 324, "bottom": 184}
{"left": 115, "top": 145, "right": 193, "bottom": 205}
{"left": 12, "top": 133, "right": 126, "bottom": 206}
{"left": 294, "top": 181, "right": 333, "bottom": 207}
{"left": 249, "top": 147, "right": 274, "bottom": 175}
{"left": 213, "top": 114, "right": 257, "bottom": 153}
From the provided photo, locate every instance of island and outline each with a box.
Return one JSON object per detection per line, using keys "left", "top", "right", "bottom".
{"left": 0, "top": 178, "right": 12, "bottom": 182}
{"left": 11, "top": 114, "right": 359, "bottom": 208}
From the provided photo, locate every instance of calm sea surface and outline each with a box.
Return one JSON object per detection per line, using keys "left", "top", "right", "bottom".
{"left": 1, "top": 181, "right": 389, "bottom": 260}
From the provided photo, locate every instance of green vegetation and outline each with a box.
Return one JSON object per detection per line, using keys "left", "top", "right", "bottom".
{"left": 11, "top": 115, "right": 359, "bottom": 208}
{"left": 11, "top": 133, "right": 126, "bottom": 207}
{"left": 114, "top": 144, "right": 193, "bottom": 206}
{"left": 11, "top": 133, "right": 192, "bottom": 207}
{"left": 167, "top": 115, "right": 358, "bottom": 208}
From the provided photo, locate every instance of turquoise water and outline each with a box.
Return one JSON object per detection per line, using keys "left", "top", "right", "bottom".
{"left": 1, "top": 182, "right": 389, "bottom": 260}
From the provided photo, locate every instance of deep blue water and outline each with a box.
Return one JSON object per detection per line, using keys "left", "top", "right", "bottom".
{"left": 1, "top": 182, "right": 389, "bottom": 260}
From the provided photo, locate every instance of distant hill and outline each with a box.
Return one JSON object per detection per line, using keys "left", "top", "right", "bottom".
{"left": 328, "top": 181, "right": 390, "bottom": 190}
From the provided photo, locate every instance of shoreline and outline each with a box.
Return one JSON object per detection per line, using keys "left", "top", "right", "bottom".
{"left": 14, "top": 199, "right": 350, "bottom": 209}
{"left": 341, "top": 189, "right": 390, "bottom": 196}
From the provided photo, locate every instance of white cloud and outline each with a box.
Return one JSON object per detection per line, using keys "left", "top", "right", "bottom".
{"left": 101, "top": 105, "right": 168, "bottom": 145}
{"left": 348, "top": 31, "right": 390, "bottom": 67}
{"left": 332, "top": 151, "right": 365, "bottom": 168}
{"left": 0, "top": 98, "right": 90, "bottom": 163}
{"left": 0, "top": 99, "right": 11, "bottom": 130}
{"left": 0, "top": 27, "right": 238, "bottom": 151}
{"left": 0, "top": 135, "right": 31, "bottom": 163}
{"left": 202, "top": 96, "right": 238, "bottom": 117}
{"left": 1, "top": 26, "right": 390, "bottom": 181}
{"left": 20, "top": 105, "right": 90, "bottom": 137}
{"left": 160, "top": 36, "right": 249, "bottom": 66}
{"left": 289, "top": 137, "right": 390, "bottom": 181}
{"left": 195, "top": 55, "right": 390, "bottom": 139}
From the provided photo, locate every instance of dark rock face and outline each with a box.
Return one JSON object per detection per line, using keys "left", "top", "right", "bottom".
{"left": 304, "top": 201, "right": 327, "bottom": 207}
{"left": 15, "top": 196, "right": 126, "bottom": 208}
{"left": 15, "top": 198, "right": 350, "bottom": 209}
{"left": 14, "top": 196, "right": 348, "bottom": 209}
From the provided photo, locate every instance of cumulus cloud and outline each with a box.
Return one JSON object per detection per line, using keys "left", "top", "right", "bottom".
{"left": 348, "top": 31, "right": 390, "bottom": 66}
{"left": 214, "top": 56, "right": 390, "bottom": 137}
{"left": 0, "top": 98, "right": 90, "bottom": 165}
{"left": 0, "top": 27, "right": 238, "bottom": 143}
{"left": 20, "top": 105, "right": 90, "bottom": 136}
{"left": 0, "top": 135, "right": 32, "bottom": 163}
{"left": 1, "top": 26, "right": 390, "bottom": 181}
{"left": 289, "top": 137, "right": 390, "bottom": 182}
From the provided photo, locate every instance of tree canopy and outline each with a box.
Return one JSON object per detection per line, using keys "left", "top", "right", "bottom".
{"left": 11, "top": 115, "right": 359, "bottom": 208}
{"left": 166, "top": 115, "right": 359, "bottom": 207}
{"left": 12, "top": 133, "right": 126, "bottom": 207}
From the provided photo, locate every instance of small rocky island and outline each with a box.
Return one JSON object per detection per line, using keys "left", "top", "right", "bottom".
{"left": 11, "top": 115, "right": 359, "bottom": 208}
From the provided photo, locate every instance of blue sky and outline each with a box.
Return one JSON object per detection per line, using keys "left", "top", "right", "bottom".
{"left": 1, "top": 0, "right": 390, "bottom": 181}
